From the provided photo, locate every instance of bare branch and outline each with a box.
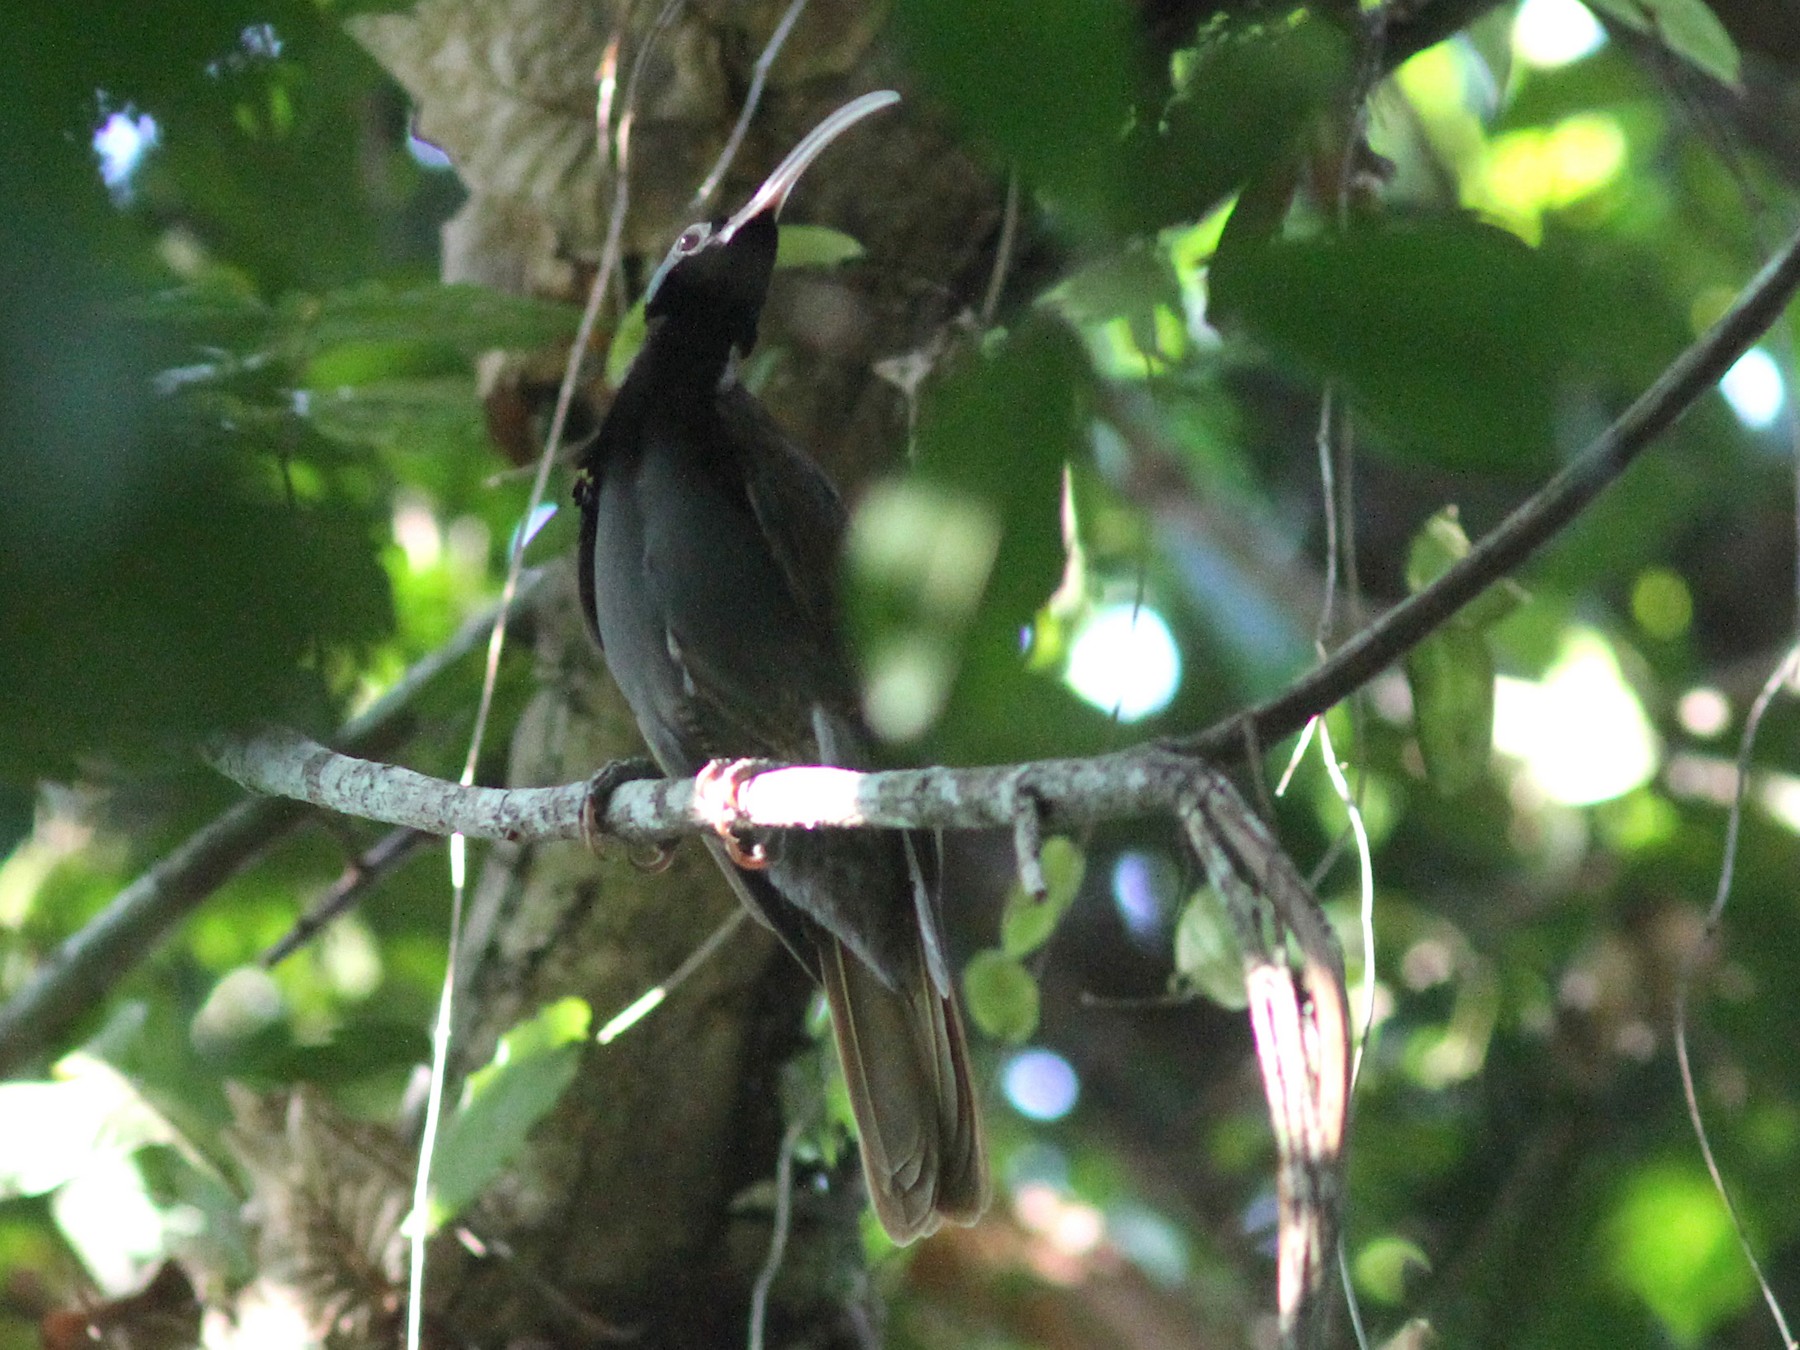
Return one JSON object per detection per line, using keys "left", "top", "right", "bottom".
{"left": 205, "top": 729, "right": 1240, "bottom": 843}
{"left": 263, "top": 827, "right": 434, "bottom": 967}
{"left": 1008, "top": 780, "right": 1048, "bottom": 903}
{"left": 1180, "top": 778, "right": 1349, "bottom": 1349}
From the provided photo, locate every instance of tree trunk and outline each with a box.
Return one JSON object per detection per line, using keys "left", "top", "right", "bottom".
{"left": 353, "top": 1, "right": 1003, "bottom": 1341}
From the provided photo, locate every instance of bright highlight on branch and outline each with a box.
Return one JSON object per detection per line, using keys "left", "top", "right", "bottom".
{"left": 1065, "top": 603, "right": 1182, "bottom": 722}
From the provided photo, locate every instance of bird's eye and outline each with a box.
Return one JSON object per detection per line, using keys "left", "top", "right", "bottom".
{"left": 675, "top": 223, "right": 710, "bottom": 253}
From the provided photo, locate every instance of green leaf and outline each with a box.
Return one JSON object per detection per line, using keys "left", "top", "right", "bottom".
{"left": 1405, "top": 507, "right": 1474, "bottom": 592}
{"left": 0, "top": 1056, "right": 176, "bottom": 1199}
{"left": 2, "top": 397, "right": 394, "bottom": 776}
{"left": 963, "top": 950, "right": 1041, "bottom": 1044}
{"left": 1211, "top": 216, "right": 1571, "bottom": 473}
{"left": 605, "top": 298, "right": 649, "bottom": 389}
{"left": 1405, "top": 624, "right": 1496, "bottom": 797}
{"left": 427, "top": 997, "right": 591, "bottom": 1228}
{"left": 300, "top": 375, "right": 487, "bottom": 456}
{"left": 1406, "top": 508, "right": 1528, "bottom": 629}
{"left": 1607, "top": 1160, "right": 1758, "bottom": 1341}
{"left": 1173, "top": 888, "right": 1248, "bottom": 1011}
{"left": 1045, "top": 244, "right": 1184, "bottom": 335}
{"left": 1585, "top": 0, "right": 1740, "bottom": 87}
{"left": 1001, "top": 836, "right": 1087, "bottom": 957}
{"left": 899, "top": 0, "right": 1136, "bottom": 226}
{"left": 867, "top": 318, "right": 1110, "bottom": 761}
{"left": 1130, "top": 14, "right": 1351, "bottom": 236}
{"left": 775, "top": 224, "right": 865, "bottom": 270}
{"left": 296, "top": 282, "right": 581, "bottom": 356}
{"left": 1354, "top": 1234, "right": 1434, "bottom": 1306}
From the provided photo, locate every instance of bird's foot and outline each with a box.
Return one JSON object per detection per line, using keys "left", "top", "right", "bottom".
{"left": 581, "top": 758, "right": 674, "bottom": 872}
{"left": 693, "top": 758, "right": 773, "bottom": 870}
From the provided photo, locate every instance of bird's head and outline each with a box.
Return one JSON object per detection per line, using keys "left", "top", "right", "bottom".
{"left": 644, "top": 89, "right": 900, "bottom": 359}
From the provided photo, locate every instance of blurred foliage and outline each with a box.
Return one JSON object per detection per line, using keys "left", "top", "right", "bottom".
{"left": 4, "top": 0, "right": 1800, "bottom": 1347}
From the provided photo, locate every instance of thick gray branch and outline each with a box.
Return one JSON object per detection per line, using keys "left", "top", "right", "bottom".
{"left": 205, "top": 727, "right": 1220, "bottom": 841}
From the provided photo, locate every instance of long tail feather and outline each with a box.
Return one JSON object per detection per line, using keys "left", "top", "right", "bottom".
{"left": 816, "top": 935, "right": 988, "bottom": 1243}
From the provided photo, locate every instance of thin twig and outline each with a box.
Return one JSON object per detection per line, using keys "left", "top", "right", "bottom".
{"left": 1313, "top": 719, "right": 1377, "bottom": 1087}
{"left": 748, "top": 1111, "right": 811, "bottom": 1350}
{"left": 1672, "top": 647, "right": 1800, "bottom": 1350}
{"left": 262, "top": 827, "right": 432, "bottom": 966}
{"left": 1314, "top": 387, "right": 1342, "bottom": 648}
{"left": 690, "top": 0, "right": 809, "bottom": 211}
{"left": 980, "top": 170, "right": 1021, "bottom": 327}
{"left": 405, "top": 7, "right": 685, "bottom": 1345}
{"left": 596, "top": 907, "right": 750, "bottom": 1044}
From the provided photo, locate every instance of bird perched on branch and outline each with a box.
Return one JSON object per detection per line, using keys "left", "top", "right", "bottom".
{"left": 572, "top": 90, "right": 988, "bottom": 1243}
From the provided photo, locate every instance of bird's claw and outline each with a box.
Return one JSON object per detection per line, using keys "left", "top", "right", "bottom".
{"left": 694, "top": 758, "right": 771, "bottom": 870}
{"left": 581, "top": 758, "right": 674, "bottom": 871}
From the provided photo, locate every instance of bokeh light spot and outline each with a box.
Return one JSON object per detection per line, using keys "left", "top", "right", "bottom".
{"left": 1004, "top": 1048, "right": 1080, "bottom": 1122}
{"left": 1514, "top": 0, "right": 1606, "bottom": 68}
{"left": 1065, "top": 603, "right": 1181, "bottom": 722}
{"left": 1676, "top": 687, "right": 1731, "bottom": 738}
{"left": 1110, "top": 850, "right": 1178, "bottom": 947}
{"left": 93, "top": 110, "right": 159, "bottom": 193}
{"left": 1477, "top": 113, "right": 1625, "bottom": 239}
{"left": 1720, "top": 347, "right": 1785, "bottom": 429}
{"left": 1493, "top": 630, "right": 1658, "bottom": 805}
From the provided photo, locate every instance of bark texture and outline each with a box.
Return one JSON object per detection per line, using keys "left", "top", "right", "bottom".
{"left": 353, "top": 1, "right": 1003, "bottom": 1341}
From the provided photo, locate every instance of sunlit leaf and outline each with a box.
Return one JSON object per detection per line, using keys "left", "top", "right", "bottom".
{"left": 427, "top": 997, "right": 591, "bottom": 1228}
{"left": 606, "top": 298, "right": 650, "bottom": 388}
{"left": 1406, "top": 625, "right": 1496, "bottom": 797}
{"left": 1607, "top": 1160, "right": 1758, "bottom": 1341}
{"left": 963, "top": 950, "right": 1040, "bottom": 1044}
{"left": 1586, "top": 0, "right": 1740, "bottom": 87}
{"left": 1405, "top": 508, "right": 1474, "bottom": 592}
{"left": 1174, "top": 887, "right": 1248, "bottom": 1011}
{"left": 0, "top": 1057, "right": 176, "bottom": 1199}
{"left": 1407, "top": 507, "right": 1529, "bottom": 630}
{"left": 1353, "top": 1234, "right": 1433, "bottom": 1305}
{"left": 775, "top": 224, "right": 865, "bottom": 270}
{"left": 1001, "top": 836, "right": 1087, "bottom": 957}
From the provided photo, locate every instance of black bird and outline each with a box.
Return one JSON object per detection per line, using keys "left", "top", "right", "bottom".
{"left": 572, "top": 91, "right": 989, "bottom": 1243}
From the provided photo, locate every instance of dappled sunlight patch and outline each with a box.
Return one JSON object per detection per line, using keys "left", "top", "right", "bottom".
{"left": 1513, "top": 0, "right": 1607, "bottom": 68}
{"left": 1473, "top": 114, "right": 1628, "bottom": 242}
{"left": 1720, "top": 347, "right": 1786, "bottom": 430}
{"left": 1494, "top": 629, "right": 1658, "bottom": 806}
{"left": 1608, "top": 1160, "right": 1759, "bottom": 1342}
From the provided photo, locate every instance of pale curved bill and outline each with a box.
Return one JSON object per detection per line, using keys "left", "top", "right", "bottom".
{"left": 721, "top": 89, "right": 901, "bottom": 239}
